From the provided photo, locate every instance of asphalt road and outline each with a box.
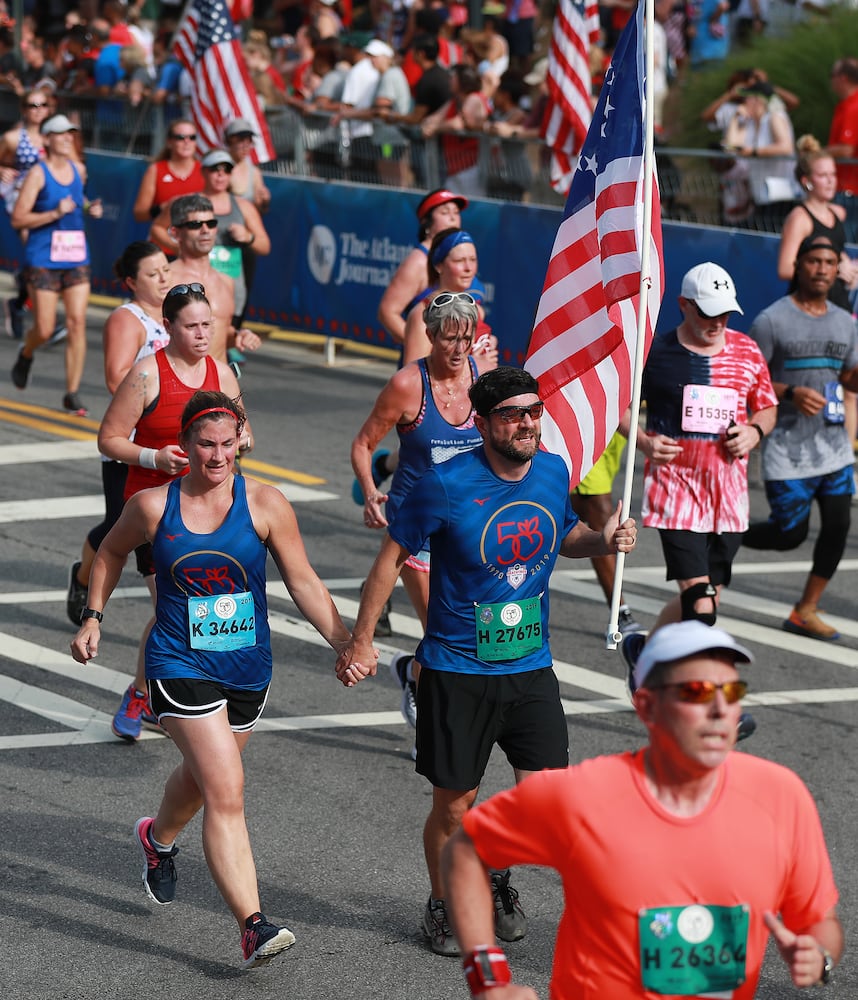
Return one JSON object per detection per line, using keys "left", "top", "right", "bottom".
{"left": 0, "top": 280, "right": 856, "bottom": 999}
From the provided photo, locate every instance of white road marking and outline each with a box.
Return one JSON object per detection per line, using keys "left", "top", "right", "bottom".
{"left": 0, "top": 440, "right": 97, "bottom": 464}
{"left": 1, "top": 556, "right": 856, "bottom": 748}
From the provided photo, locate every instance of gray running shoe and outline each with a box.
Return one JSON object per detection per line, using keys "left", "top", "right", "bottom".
{"left": 617, "top": 604, "right": 643, "bottom": 635}
{"left": 62, "top": 392, "right": 88, "bottom": 416}
{"left": 422, "top": 897, "right": 461, "bottom": 957}
{"left": 491, "top": 869, "right": 527, "bottom": 942}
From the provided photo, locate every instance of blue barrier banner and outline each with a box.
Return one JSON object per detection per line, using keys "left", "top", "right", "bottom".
{"left": 1, "top": 152, "right": 796, "bottom": 364}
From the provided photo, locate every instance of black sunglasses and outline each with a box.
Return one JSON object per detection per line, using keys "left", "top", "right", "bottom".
{"left": 177, "top": 219, "right": 218, "bottom": 230}
{"left": 488, "top": 402, "right": 545, "bottom": 424}
{"left": 170, "top": 132, "right": 197, "bottom": 140}
{"left": 166, "top": 282, "right": 206, "bottom": 297}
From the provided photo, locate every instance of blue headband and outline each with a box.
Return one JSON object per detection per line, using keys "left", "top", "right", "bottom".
{"left": 431, "top": 230, "right": 475, "bottom": 267}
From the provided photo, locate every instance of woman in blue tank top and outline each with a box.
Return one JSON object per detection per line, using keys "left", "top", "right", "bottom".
{"left": 352, "top": 292, "right": 495, "bottom": 722}
{"left": 71, "top": 390, "right": 367, "bottom": 969}
{"left": 10, "top": 114, "right": 103, "bottom": 415}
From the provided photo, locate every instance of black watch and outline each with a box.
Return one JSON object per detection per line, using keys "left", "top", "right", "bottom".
{"left": 783, "top": 385, "right": 795, "bottom": 401}
{"left": 81, "top": 608, "right": 104, "bottom": 623}
{"left": 817, "top": 948, "right": 834, "bottom": 985}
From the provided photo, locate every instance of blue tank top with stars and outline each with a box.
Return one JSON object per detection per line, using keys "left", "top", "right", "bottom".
{"left": 386, "top": 355, "right": 482, "bottom": 525}
{"left": 145, "top": 476, "right": 273, "bottom": 690}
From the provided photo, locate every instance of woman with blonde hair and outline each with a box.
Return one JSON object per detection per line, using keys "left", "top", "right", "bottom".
{"left": 778, "top": 134, "right": 858, "bottom": 308}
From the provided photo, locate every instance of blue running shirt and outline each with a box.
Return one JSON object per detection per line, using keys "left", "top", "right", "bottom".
{"left": 389, "top": 447, "right": 578, "bottom": 675}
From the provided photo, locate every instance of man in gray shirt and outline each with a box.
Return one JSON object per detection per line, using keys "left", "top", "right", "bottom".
{"left": 744, "top": 234, "right": 858, "bottom": 640}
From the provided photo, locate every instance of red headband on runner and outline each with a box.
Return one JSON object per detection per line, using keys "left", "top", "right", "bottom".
{"left": 181, "top": 407, "right": 237, "bottom": 435}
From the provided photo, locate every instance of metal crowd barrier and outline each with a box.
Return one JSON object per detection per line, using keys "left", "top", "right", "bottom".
{"left": 2, "top": 88, "right": 857, "bottom": 232}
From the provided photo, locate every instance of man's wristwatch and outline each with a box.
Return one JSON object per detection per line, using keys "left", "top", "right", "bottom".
{"left": 80, "top": 608, "right": 104, "bottom": 623}
{"left": 783, "top": 385, "right": 795, "bottom": 401}
{"left": 817, "top": 947, "right": 834, "bottom": 986}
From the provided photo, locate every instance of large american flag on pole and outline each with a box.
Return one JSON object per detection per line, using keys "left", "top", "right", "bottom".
{"left": 543, "top": 0, "right": 600, "bottom": 196}
{"left": 526, "top": 1, "right": 663, "bottom": 489}
{"left": 173, "top": 0, "right": 275, "bottom": 164}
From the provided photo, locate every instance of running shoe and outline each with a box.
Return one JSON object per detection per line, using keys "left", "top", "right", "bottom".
{"left": 617, "top": 604, "right": 643, "bottom": 635}
{"left": 389, "top": 651, "right": 417, "bottom": 728}
{"left": 4, "top": 298, "right": 27, "bottom": 340}
{"left": 737, "top": 712, "right": 757, "bottom": 742}
{"left": 46, "top": 324, "right": 68, "bottom": 347}
{"left": 620, "top": 630, "right": 648, "bottom": 697}
{"left": 422, "top": 897, "right": 460, "bottom": 957}
{"left": 491, "top": 869, "right": 526, "bottom": 942}
{"left": 134, "top": 816, "right": 178, "bottom": 905}
{"left": 66, "top": 561, "right": 88, "bottom": 626}
{"left": 112, "top": 684, "right": 151, "bottom": 741}
{"left": 351, "top": 448, "right": 392, "bottom": 505}
{"left": 241, "top": 912, "right": 296, "bottom": 969}
{"left": 360, "top": 580, "right": 393, "bottom": 637}
{"left": 62, "top": 392, "right": 88, "bottom": 416}
{"left": 783, "top": 606, "right": 840, "bottom": 641}
{"left": 11, "top": 350, "right": 32, "bottom": 389}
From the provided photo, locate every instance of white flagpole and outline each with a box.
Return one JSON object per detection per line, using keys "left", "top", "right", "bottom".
{"left": 605, "top": 0, "right": 656, "bottom": 650}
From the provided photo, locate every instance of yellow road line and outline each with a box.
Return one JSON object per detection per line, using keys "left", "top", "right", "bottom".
{"left": 0, "top": 397, "right": 101, "bottom": 431}
{"left": 241, "top": 456, "right": 325, "bottom": 485}
{"left": 0, "top": 409, "right": 97, "bottom": 440}
{"left": 0, "top": 397, "right": 326, "bottom": 484}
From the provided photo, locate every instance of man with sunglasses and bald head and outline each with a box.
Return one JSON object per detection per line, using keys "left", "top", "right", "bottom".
{"left": 621, "top": 262, "right": 778, "bottom": 674}
{"left": 340, "top": 366, "right": 637, "bottom": 958}
{"left": 442, "top": 620, "right": 842, "bottom": 999}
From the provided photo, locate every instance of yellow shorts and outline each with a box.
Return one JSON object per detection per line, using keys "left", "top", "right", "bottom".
{"left": 574, "top": 431, "right": 627, "bottom": 496}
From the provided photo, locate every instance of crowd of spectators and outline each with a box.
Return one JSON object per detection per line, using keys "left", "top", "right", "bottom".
{"left": 0, "top": 1, "right": 856, "bottom": 212}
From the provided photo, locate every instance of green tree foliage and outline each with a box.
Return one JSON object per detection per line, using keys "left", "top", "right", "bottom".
{"left": 672, "top": 6, "right": 858, "bottom": 149}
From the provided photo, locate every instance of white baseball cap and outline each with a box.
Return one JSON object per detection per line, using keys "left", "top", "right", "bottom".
{"left": 634, "top": 622, "right": 753, "bottom": 690}
{"left": 364, "top": 39, "right": 395, "bottom": 58}
{"left": 680, "top": 262, "right": 743, "bottom": 316}
{"left": 41, "top": 114, "right": 78, "bottom": 135}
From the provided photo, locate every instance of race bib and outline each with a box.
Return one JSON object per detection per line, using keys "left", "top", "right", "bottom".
{"left": 209, "top": 245, "right": 242, "bottom": 279}
{"left": 638, "top": 903, "right": 749, "bottom": 997}
{"left": 50, "top": 229, "right": 86, "bottom": 263}
{"left": 823, "top": 380, "right": 845, "bottom": 424}
{"left": 188, "top": 591, "right": 256, "bottom": 651}
{"left": 682, "top": 385, "right": 739, "bottom": 434}
{"left": 474, "top": 596, "right": 542, "bottom": 662}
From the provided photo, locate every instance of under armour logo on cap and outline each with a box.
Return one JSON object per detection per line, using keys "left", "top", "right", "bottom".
{"left": 679, "top": 262, "right": 744, "bottom": 317}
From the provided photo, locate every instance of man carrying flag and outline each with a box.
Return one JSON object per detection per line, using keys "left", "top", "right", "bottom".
{"left": 173, "top": 0, "right": 275, "bottom": 163}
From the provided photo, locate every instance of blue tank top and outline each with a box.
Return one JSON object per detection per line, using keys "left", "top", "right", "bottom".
{"left": 25, "top": 160, "right": 89, "bottom": 269}
{"left": 145, "top": 476, "right": 273, "bottom": 689}
{"left": 386, "top": 355, "right": 482, "bottom": 524}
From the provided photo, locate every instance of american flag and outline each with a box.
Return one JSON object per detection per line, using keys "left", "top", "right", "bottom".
{"left": 543, "top": 0, "right": 600, "bottom": 196}
{"left": 173, "top": 0, "right": 275, "bottom": 164}
{"left": 526, "top": 1, "right": 663, "bottom": 489}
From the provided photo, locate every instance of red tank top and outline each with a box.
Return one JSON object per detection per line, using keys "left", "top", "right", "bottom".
{"left": 124, "top": 350, "right": 220, "bottom": 499}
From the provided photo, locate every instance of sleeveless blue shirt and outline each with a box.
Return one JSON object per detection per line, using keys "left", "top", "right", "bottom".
{"left": 25, "top": 160, "right": 89, "bottom": 269}
{"left": 386, "top": 355, "right": 482, "bottom": 525}
{"left": 145, "top": 476, "right": 273, "bottom": 689}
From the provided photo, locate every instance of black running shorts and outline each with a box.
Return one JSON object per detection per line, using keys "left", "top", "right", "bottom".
{"left": 147, "top": 677, "right": 269, "bottom": 732}
{"left": 415, "top": 666, "right": 569, "bottom": 790}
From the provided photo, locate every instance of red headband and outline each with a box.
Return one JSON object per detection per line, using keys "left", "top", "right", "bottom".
{"left": 181, "top": 407, "right": 237, "bottom": 435}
